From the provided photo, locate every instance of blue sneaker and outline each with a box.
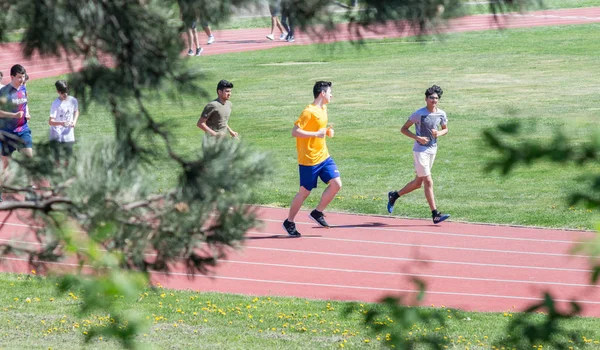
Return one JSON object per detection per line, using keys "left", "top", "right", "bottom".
{"left": 387, "top": 191, "right": 399, "bottom": 213}
{"left": 433, "top": 212, "right": 450, "bottom": 224}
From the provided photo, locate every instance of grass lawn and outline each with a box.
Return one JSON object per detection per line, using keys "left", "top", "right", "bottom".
{"left": 1, "top": 273, "right": 599, "bottom": 349}
{"left": 4, "top": 17, "right": 600, "bottom": 350}
{"left": 23, "top": 23, "right": 600, "bottom": 229}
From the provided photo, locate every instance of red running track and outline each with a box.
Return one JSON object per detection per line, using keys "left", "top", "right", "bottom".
{"left": 1, "top": 206, "right": 599, "bottom": 316}
{"left": 1, "top": 8, "right": 600, "bottom": 81}
{"left": 1, "top": 7, "right": 600, "bottom": 316}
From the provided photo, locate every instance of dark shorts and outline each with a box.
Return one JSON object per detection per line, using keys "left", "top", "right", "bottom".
{"left": 298, "top": 157, "right": 340, "bottom": 191}
{"left": 0, "top": 129, "right": 32, "bottom": 156}
{"left": 50, "top": 140, "right": 74, "bottom": 161}
{"left": 187, "top": 20, "right": 209, "bottom": 30}
{"left": 269, "top": 3, "right": 281, "bottom": 16}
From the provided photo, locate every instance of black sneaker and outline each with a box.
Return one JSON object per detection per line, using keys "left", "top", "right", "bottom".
{"left": 433, "top": 212, "right": 450, "bottom": 224}
{"left": 283, "top": 219, "right": 301, "bottom": 237}
{"left": 387, "top": 191, "right": 399, "bottom": 213}
{"left": 309, "top": 209, "right": 330, "bottom": 228}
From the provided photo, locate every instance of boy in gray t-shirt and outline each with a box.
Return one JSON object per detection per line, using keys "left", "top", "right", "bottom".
{"left": 386, "top": 85, "right": 450, "bottom": 224}
{"left": 196, "top": 79, "right": 238, "bottom": 139}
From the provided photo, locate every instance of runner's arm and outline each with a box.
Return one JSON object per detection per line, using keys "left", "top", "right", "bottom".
{"left": 291, "top": 125, "right": 326, "bottom": 138}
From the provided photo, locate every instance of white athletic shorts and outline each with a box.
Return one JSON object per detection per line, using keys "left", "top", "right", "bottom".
{"left": 413, "top": 151, "right": 436, "bottom": 177}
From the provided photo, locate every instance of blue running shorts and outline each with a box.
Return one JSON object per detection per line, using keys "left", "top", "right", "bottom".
{"left": 298, "top": 157, "right": 340, "bottom": 191}
{"left": 0, "top": 129, "right": 33, "bottom": 156}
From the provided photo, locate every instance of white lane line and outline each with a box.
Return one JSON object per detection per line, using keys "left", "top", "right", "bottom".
{"left": 0, "top": 238, "right": 592, "bottom": 285}
{"left": 0, "top": 221, "right": 43, "bottom": 229}
{"left": 509, "top": 14, "right": 600, "bottom": 21}
{"left": 1, "top": 216, "right": 586, "bottom": 250}
{"left": 158, "top": 272, "right": 600, "bottom": 305}
{"left": 3, "top": 257, "right": 598, "bottom": 305}
{"left": 245, "top": 246, "right": 593, "bottom": 273}
{"left": 247, "top": 230, "right": 591, "bottom": 258}
{"left": 224, "top": 260, "right": 597, "bottom": 288}
{"left": 259, "top": 218, "right": 584, "bottom": 244}
{"left": 0, "top": 233, "right": 591, "bottom": 273}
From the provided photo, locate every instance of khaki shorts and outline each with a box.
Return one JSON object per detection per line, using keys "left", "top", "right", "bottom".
{"left": 413, "top": 151, "right": 436, "bottom": 177}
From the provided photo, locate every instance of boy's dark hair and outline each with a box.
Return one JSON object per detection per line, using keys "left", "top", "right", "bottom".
{"left": 55, "top": 80, "right": 69, "bottom": 94}
{"left": 24, "top": 73, "right": 29, "bottom": 82}
{"left": 10, "top": 64, "right": 26, "bottom": 77}
{"left": 217, "top": 79, "right": 233, "bottom": 92}
{"left": 313, "top": 81, "right": 332, "bottom": 98}
{"left": 425, "top": 85, "right": 443, "bottom": 99}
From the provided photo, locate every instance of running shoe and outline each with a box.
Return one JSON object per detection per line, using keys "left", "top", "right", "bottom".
{"left": 309, "top": 209, "right": 329, "bottom": 228}
{"left": 266, "top": 34, "right": 274, "bottom": 41}
{"left": 283, "top": 219, "right": 301, "bottom": 237}
{"left": 195, "top": 47, "right": 203, "bottom": 56}
{"left": 207, "top": 35, "right": 215, "bottom": 44}
{"left": 187, "top": 49, "right": 194, "bottom": 56}
{"left": 279, "top": 32, "right": 288, "bottom": 40}
{"left": 387, "top": 191, "right": 399, "bottom": 213}
{"left": 432, "top": 212, "right": 450, "bottom": 224}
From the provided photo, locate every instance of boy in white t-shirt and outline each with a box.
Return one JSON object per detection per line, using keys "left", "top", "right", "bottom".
{"left": 49, "top": 80, "right": 79, "bottom": 165}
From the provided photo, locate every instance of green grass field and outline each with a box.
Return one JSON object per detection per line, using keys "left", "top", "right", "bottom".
{"left": 1, "top": 273, "right": 599, "bottom": 349}
{"left": 23, "top": 23, "right": 600, "bottom": 229}
{"left": 4, "top": 17, "right": 600, "bottom": 350}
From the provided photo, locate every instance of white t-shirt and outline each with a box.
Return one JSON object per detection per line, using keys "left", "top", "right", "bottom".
{"left": 49, "top": 96, "right": 78, "bottom": 142}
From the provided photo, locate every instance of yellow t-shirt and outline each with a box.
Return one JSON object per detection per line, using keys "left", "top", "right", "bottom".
{"left": 294, "top": 104, "right": 329, "bottom": 166}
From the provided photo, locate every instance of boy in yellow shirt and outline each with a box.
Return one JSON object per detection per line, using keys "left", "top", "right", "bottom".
{"left": 283, "top": 81, "right": 341, "bottom": 237}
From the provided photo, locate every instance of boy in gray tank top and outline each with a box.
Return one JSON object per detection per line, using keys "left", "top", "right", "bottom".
{"left": 386, "top": 85, "right": 451, "bottom": 224}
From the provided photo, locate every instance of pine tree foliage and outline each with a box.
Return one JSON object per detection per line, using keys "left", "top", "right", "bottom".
{"left": 0, "top": 0, "right": 571, "bottom": 347}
